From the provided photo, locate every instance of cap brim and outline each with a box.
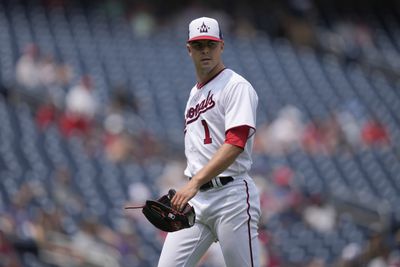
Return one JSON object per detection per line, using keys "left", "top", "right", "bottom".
{"left": 188, "top": 36, "right": 223, "bottom": 42}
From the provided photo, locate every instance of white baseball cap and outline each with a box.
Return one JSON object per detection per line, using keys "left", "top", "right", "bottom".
{"left": 188, "top": 17, "right": 223, "bottom": 42}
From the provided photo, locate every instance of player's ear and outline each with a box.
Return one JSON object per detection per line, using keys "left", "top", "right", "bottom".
{"left": 186, "top": 43, "right": 192, "bottom": 56}
{"left": 220, "top": 41, "right": 224, "bottom": 53}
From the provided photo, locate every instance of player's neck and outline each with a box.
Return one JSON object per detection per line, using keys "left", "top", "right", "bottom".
{"left": 196, "top": 63, "right": 225, "bottom": 86}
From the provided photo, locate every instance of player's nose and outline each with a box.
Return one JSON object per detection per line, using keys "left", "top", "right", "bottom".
{"left": 201, "top": 49, "right": 210, "bottom": 55}
{"left": 200, "top": 46, "right": 210, "bottom": 54}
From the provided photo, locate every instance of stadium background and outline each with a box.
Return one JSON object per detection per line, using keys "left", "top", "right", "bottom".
{"left": 0, "top": 0, "right": 399, "bottom": 266}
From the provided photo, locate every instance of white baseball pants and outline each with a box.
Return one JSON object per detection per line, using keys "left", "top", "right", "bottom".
{"left": 157, "top": 176, "right": 261, "bottom": 267}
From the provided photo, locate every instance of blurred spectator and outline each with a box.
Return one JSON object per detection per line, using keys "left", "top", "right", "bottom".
{"left": 59, "top": 75, "right": 98, "bottom": 137}
{"left": 302, "top": 119, "right": 325, "bottom": 154}
{"left": 125, "top": 181, "right": 159, "bottom": 242}
{"left": 156, "top": 159, "right": 186, "bottom": 195}
{"left": 14, "top": 43, "right": 43, "bottom": 109}
{"left": 102, "top": 86, "right": 144, "bottom": 162}
{"left": 38, "top": 54, "right": 70, "bottom": 109}
{"left": 103, "top": 113, "right": 134, "bottom": 163}
{"left": 368, "top": 257, "right": 389, "bottom": 267}
{"left": 388, "top": 250, "right": 400, "bottom": 266}
{"left": 361, "top": 117, "right": 390, "bottom": 147}
{"left": 364, "top": 232, "right": 391, "bottom": 267}
{"left": 353, "top": 21, "right": 375, "bottom": 59}
{"left": 253, "top": 124, "right": 269, "bottom": 156}
{"left": 15, "top": 43, "right": 41, "bottom": 90}
{"left": 303, "top": 194, "right": 337, "bottom": 233}
{"left": 56, "top": 63, "right": 74, "bottom": 89}
{"left": 65, "top": 75, "right": 97, "bottom": 119}
{"left": 112, "top": 218, "right": 143, "bottom": 267}
{"left": 132, "top": 129, "right": 163, "bottom": 162}
{"left": 316, "top": 19, "right": 363, "bottom": 63}
{"left": 302, "top": 113, "right": 347, "bottom": 154}
{"left": 31, "top": 209, "right": 80, "bottom": 267}
{"left": 272, "top": 166, "right": 294, "bottom": 188}
{"left": 307, "top": 258, "right": 326, "bottom": 267}
{"left": 129, "top": 3, "right": 156, "bottom": 38}
{"left": 35, "top": 99, "right": 59, "bottom": 130}
{"left": 7, "top": 183, "right": 41, "bottom": 259}
{"left": 322, "top": 112, "right": 348, "bottom": 153}
{"left": 333, "top": 20, "right": 362, "bottom": 62}
{"left": 111, "top": 85, "right": 139, "bottom": 114}
{"left": 236, "top": 19, "right": 258, "bottom": 38}
{"left": 260, "top": 105, "right": 304, "bottom": 155}
{"left": 128, "top": 182, "right": 151, "bottom": 206}
{"left": 71, "top": 217, "right": 120, "bottom": 267}
{"left": 323, "top": 112, "right": 352, "bottom": 153}
{"left": 260, "top": 166, "right": 302, "bottom": 221}
{"left": 0, "top": 230, "right": 22, "bottom": 267}
{"left": 50, "top": 166, "right": 84, "bottom": 216}
{"left": 336, "top": 109, "right": 363, "bottom": 149}
{"left": 104, "top": 130, "right": 134, "bottom": 163}
{"left": 338, "top": 242, "right": 363, "bottom": 266}
{"left": 38, "top": 55, "right": 58, "bottom": 90}
{"left": 282, "top": 14, "right": 317, "bottom": 48}
{"left": 265, "top": 245, "right": 281, "bottom": 267}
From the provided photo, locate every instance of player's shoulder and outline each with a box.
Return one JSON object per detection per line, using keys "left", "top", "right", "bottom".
{"left": 223, "top": 69, "right": 249, "bottom": 83}
{"left": 222, "top": 69, "right": 256, "bottom": 95}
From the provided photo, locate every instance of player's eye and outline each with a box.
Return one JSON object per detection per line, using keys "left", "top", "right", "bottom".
{"left": 190, "top": 42, "right": 203, "bottom": 50}
{"left": 207, "top": 41, "right": 218, "bottom": 48}
{"left": 190, "top": 41, "right": 218, "bottom": 50}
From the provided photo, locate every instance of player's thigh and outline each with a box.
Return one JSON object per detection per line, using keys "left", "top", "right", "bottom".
{"left": 157, "top": 223, "right": 215, "bottom": 267}
{"left": 218, "top": 220, "right": 260, "bottom": 267}
{"left": 217, "top": 180, "right": 261, "bottom": 267}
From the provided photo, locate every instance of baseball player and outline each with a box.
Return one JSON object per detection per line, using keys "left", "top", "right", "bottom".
{"left": 158, "top": 17, "right": 261, "bottom": 267}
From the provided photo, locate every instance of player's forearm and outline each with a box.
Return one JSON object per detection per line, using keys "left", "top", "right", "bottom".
{"left": 190, "top": 143, "right": 243, "bottom": 188}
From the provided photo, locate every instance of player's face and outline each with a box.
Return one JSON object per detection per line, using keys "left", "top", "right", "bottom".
{"left": 187, "top": 40, "right": 224, "bottom": 73}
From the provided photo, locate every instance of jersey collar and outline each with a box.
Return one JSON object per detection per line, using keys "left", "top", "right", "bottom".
{"left": 196, "top": 68, "right": 226, "bottom": 89}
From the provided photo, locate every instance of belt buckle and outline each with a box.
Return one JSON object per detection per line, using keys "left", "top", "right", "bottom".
{"left": 199, "top": 177, "right": 217, "bottom": 192}
{"left": 199, "top": 176, "right": 233, "bottom": 192}
{"left": 210, "top": 177, "right": 223, "bottom": 189}
{"left": 214, "top": 177, "right": 224, "bottom": 187}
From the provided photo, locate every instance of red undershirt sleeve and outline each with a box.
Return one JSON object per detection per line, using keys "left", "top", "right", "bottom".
{"left": 224, "top": 125, "right": 251, "bottom": 149}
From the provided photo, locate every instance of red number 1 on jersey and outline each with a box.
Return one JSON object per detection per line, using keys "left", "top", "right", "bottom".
{"left": 201, "top": 120, "right": 212, "bottom": 144}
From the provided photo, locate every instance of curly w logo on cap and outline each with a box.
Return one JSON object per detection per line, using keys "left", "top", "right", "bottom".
{"left": 188, "top": 17, "right": 223, "bottom": 42}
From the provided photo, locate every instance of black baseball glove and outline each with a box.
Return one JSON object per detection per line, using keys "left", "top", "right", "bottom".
{"left": 125, "top": 189, "right": 196, "bottom": 232}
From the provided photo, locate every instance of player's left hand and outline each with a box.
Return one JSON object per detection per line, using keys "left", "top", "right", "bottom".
{"left": 171, "top": 181, "right": 200, "bottom": 212}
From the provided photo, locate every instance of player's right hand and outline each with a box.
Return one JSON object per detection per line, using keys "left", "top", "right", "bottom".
{"left": 171, "top": 180, "right": 200, "bottom": 212}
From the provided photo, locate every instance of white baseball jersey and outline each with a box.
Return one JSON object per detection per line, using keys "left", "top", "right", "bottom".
{"left": 184, "top": 68, "right": 258, "bottom": 178}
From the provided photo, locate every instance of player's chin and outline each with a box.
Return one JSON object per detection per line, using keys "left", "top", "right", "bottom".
{"left": 200, "top": 61, "right": 211, "bottom": 67}
{"left": 200, "top": 61, "right": 214, "bottom": 70}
